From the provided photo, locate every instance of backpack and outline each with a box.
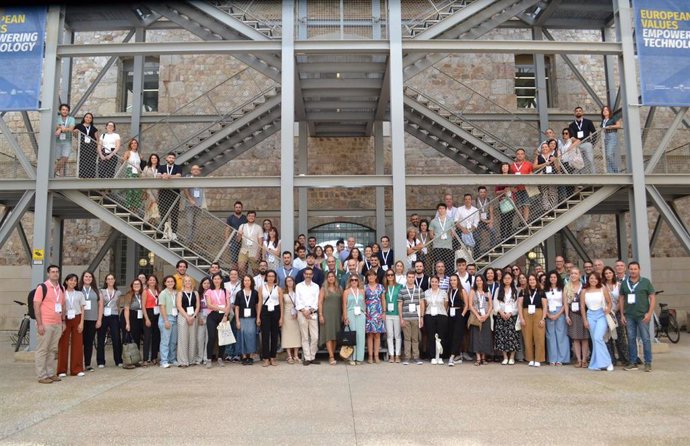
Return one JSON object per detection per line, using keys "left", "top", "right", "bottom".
{"left": 27, "top": 283, "right": 48, "bottom": 320}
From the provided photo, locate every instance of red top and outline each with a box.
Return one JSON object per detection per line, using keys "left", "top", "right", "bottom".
{"left": 34, "top": 280, "right": 65, "bottom": 325}
{"left": 509, "top": 161, "right": 533, "bottom": 191}
{"left": 144, "top": 288, "right": 158, "bottom": 309}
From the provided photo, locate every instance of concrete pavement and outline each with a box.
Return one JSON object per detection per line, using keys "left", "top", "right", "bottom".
{"left": 1, "top": 332, "right": 689, "bottom": 445}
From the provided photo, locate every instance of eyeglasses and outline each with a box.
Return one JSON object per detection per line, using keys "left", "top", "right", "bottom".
{"left": 386, "top": 274, "right": 395, "bottom": 277}
{"left": 350, "top": 278, "right": 358, "bottom": 282}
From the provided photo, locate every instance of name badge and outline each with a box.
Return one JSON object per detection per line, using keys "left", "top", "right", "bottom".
{"left": 243, "top": 308, "right": 251, "bottom": 318}
{"left": 268, "top": 304, "right": 275, "bottom": 312}
{"left": 548, "top": 303, "right": 557, "bottom": 312}
{"left": 480, "top": 212, "right": 487, "bottom": 220}
{"left": 450, "top": 308, "right": 456, "bottom": 317}
{"left": 382, "top": 265, "right": 388, "bottom": 271}
{"left": 430, "top": 307, "right": 438, "bottom": 316}
{"left": 408, "top": 303, "right": 416, "bottom": 313}
{"left": 67, "top": 309, "right": 76, "bottom": 320}
{"left": 84, "top": 136, "right": 91, "bottom": 144}
{"left": 311, "top": 313, "right": 318, "bottom": 320}
{"left": 577, "top": 131, "right": 584, "bottom": 139}
{"left": 440, "top": 233, "right": 448, "bottom": 240}
{"left": 528, "top": 304, "right": 536, "bottom": 315}
{"left": 59, "top": 133, "right": 66, "bottom": 140}
{"left": 545, "top": 166, "right": 553, "bottom": 174}
{"left": 504, "top": 304, "right": 514, "bottom": 314}
{"left": 55, "top": 303, "right": 62, "bottom": 313}
{"left": 137, "top": 309, "right": 143, "bottom": 319}
{"left": 571, "top": 302, "right": 580, "bottom": 312}
{"left": 246, "top": 240, "right": 254, "bottom": 246}
{"left": 479, "top": 308, "right": 486, "bottom": 316}
{"left": 387, "top": 303, "right": 394, "bottom": 312}
{"left": 354, "top": 306, "right": 362, "bottom": 316}
{"left": 153, "top": 306, "right": 160, "bottom": 315}
{"left": 515, "top": 172, "right": 521, "bottom": 176}
{"left": 193, "top": 190, "right": 200, "bottom": 198}
{"left": 104, "top": 307, "right": 112, "bottom": 317}
{"left": 627, "top": 294, "right": 635, "bottom": 304}
{"left": 186, "top": 306, "right": 194, "bottom": 316}
{"left": 84, "top": 300, "right": 92, "bottom": 311}
{"left": 172, "top": 308, "right": 178, "bottom": 317}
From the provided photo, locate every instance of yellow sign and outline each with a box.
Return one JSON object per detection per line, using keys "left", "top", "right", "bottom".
{"left": 32, "top": 248, "right": 44, "bottom": 264}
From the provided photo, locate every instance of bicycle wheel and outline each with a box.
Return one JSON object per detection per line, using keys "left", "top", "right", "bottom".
{"left": 15, "top": 318, "right": 30, "bottom": 352}
{"left": 667, "top": 315, "right": 680, "bottom": 344}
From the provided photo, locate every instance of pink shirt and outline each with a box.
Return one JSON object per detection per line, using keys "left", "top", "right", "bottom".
{"left": 34, "top": 280, "right": 65, "bottom": 325}
{"left": 204, "top": 288, "right": 227, "bottom": 309}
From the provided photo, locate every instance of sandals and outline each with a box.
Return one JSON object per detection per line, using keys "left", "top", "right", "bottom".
{"left": 474, "top": 361, "right": 481, "bottom": 366}
{"left": 287, "top": 356, "right": 294, "bottom": 364}
{"left": 270, "top": 358, "right": 278, "bottom": 366}
{"left": 329, "top": 357, "right": 336, "bottom": 366}
{"left": 367, "top": 358, "right": 373, "bottom": 364}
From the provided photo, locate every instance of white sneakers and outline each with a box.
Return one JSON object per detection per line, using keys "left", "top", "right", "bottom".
{"left": 606, "top": 364, "right": 614, "bottom": 372}
{"left": 508, "top": 359, "right": 515, "bottom": 365}
{"left": 502, "top": 359, "right": 509, "bottom": 365}
{"left": 528, "top": 361, "right": 535, "bottom": 366}
{"left": 534, "top": 362, "right": 541, "bottom": 367}
{"left": 431, "top": 358, "right": 437, "bottom": 365}
{"left": 448, "top": 359, "right": 454, "bottom": 367}
{"left": 58, "top": 373, "right": 67, "bottom": 378}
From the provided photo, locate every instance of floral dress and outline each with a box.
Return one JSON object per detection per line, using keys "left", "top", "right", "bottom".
{"left": 364, "top": 284, "right": 386, "bottom": 334}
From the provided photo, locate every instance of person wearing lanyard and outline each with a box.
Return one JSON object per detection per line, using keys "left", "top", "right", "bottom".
{"left": 183, "top": 164, "right": 206, "bottom": 244}
{"left": 158, "top": 275, "right": 179, "bottom": 368}
{"left": 446, "top": 274, "right": 469, "bottom": 366}
{"left": 194, "top": 278, "right": 211, "bottom": 367}
{"left": 518, "top": 274, "right": 547, "bottom": 367}
{"left": 398, "top": 271, "right": 423, "bottom": 365}
{"left": 377, "top": 236, "right": 395, "bottom": 272}
{"left": 568, "top": 106, "right": 597, "bottom": 170}
{"left": 258, "top": 270, "right": 284, "bottom": 367}
{"left": 142, "top": 275, "right": 161, "bottom": 366}
{"left": 317, "top": 271, "right": 342, "bottom": 366}
{"left": 393, "top": 261, "right": 406, "bottom": 286}
{"left": 73, "top": 112, "right": 99, "bottom": 178}
{"left": 364, "top": 270, "right": 386, "bottom": 364}
{"left": 475, "top": 186, "right": 496, "bottom": 254}
{"left": 57, "top": 274, "right": 86, "bottom": 378}
{"left": 602, "top": 266, "right": 628, "bottom": 366}
{"left": 564, "top": 268, "right": 589, "bottom": 368}
{"left": 342, "top": 275, "right": 366, "bottom": 365}
{"left": 235, "top": 275, "right": 259, "bottom": 365}
{"left": 429, "top": 203, "right": 455, "bottom": 277}
{"left": 469, "top": 275, "right": 493, "bottom": 366}
{"left": 281, "top": 276, "right": 301, "bottom": 364}
{"left": 619, "top": 262, "right": 656, "bottom": 372}
{"left": 96, "top": 121, "right": 121, "bottom": 178}
{"left": 509, "top": 149, "right": 533, "bottom": 224}
{"left": 157, "top": 152, "right": 183, "bottom": 238}
{"left": 420, "top": 276, "right": 448, "bottom": 365}
{"left": 176, "top": 276, "right": 199, "bottom": 368}
{"left": 493, "top": 272, "right": 521, "bottom": 366}
{"left": 33, "top": 265, "right": 66, "bottom": 384}
{"left": 383, "top": 271, "right": 402, "bottom": 363}
{"left": 223, "top": 269, "right": 242, "bottom": 363}
{"left": 96, "top": 274, "right": 122, "bottom": 368}
{"left": 122, "top": 278, "right": 145, "bottom": 369}
{"left": 544, "top": 271, "right": 569, "bottom": 366}
{"left": 204, "top": 274, "right": 230, "bottom": 368}
{"left": 582, "top": 272, "right": 614, "bottom": 372}
{"left": 79, "top": 271, "right": 99, "bottom": 372}
{"left": 54, "top": 103, "right": 75, "bottom": 176}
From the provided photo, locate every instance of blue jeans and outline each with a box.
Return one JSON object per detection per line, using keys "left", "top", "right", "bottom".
{"left": 626, "top": 316, "right": 652, "bottom": 364}
{"left": 587, "top": 309, "right": 612, "bottom": 370}
{"left": 546, "top": 311, "right": 570, "bottom": 364}
{"left": 604, "top": 132, "right": 619, "bottom": 173}
{"left": 158, "top": 315, "right": 178, "bottom": 365}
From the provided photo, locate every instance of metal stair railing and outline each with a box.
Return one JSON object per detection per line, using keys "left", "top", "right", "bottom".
{"left": 214, "top": 1, "right": 283, "bottom": 38}
{"left": 402, "top": 0, "right": 470, "bottom": 38}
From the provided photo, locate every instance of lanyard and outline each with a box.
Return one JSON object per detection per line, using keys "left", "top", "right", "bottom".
{"left": 489, "top": 282, "right": 497, "bottom": 297}
{"left": 575, "top": 120, "right": 584, "bottom": 131}
{"left": 450, "top": 289, "right": 458, "bottom": 307}
{"left": 387, "top": 286, "right": 396, "bottom": 303}
{"left": 349, "top": 288, "right": 360, "bottom": 306}
{"left": 135, "top": 294, "right": 141, "bottom": 309}
{"left": 529, "top": 290, "right": 537, "bottom": 305}
{"left": 513, "top": 162, "right": 523, "bottom": 172}
{"left": 573, "top": 285, "right": 583, "bottom": 301}
{"left": 476, "top": 292, "right": 486, "bottom": 308}
{"left": 183, "top": 291, "right": 193, "bottom": 307}
{"left": 439, "top": 217, "right": 447, "bottom": 231}
{"left": 167, "top": 165, "right": 173, "bottom": 175}
{"left": 626, "top": 278, "right": 640, "bottom": 294}
{"left": 264, "top": 285, "right": 276, "bottom": 305}
{"left": 213, "top": 289, "right": 224, "bottom": 305}
{"left": 364, "top": 259, "right": 371, "bottom": 271}
{"left": 381, "top": 250, "right": 391, "bottom": 265}
{"left": 420, "top": 233, "right": 427, "bottom": 245}
{"left": 477, "top": 198, "right": 488, "bottom": 210}
{"left": 415, "top": 276, "right": 424, "bottom": 289}
{"left": 602, "top": 118, "right": 609, "bottom": 127}
{"left": 83, "top": 286, "right": 92, "bottom": 300}
{"left": 66, "top": 290, "right": 76, "bottom": 308}
{"left": 288, "top": 291, "right": 296, "bottom": 306}
{"left": 148, "top": 288, "right": 158, "bottom": 303}
{"left": 243, "top": 291, "right": 252, "bottom": 309}
{"left": 282, "top": 267, "right": 292, "bottom": 279}
{"left": 105, "top": 289, "right": 115, "bottom": 306}
{"left": 59, "top": 116, "right": 69, "bottom": 127}
{"left": 406, "top": 286, "right": 417, "bottom": 303}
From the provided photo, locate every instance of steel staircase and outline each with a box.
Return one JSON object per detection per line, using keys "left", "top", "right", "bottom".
{"left": 62, "top": 189, "right": 238, "bottom": 281}
{"left": 175, "top": 88, "right": 281, "bottom": 173}
{"left": 475, "top": 186, "right": 621, "bottom": 269}
{"left": 404, "top": 0, "right": 543, "bottom": 80}
{"left": 147, "top": 2, "right": 281, "bottom": 81}
{"left": 211, "top": 1, "right": 281, "bottom": 38}
{"left": 403, "top": 86, "right": 513, "bottom": 173}
{"left": 403, "top": 1, "right": 476, "bottom": 38}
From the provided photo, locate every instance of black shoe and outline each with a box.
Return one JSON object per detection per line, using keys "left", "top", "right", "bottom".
{"left": 303, "top": 360, "right": 311, "bottom": 366}
{"left": 310, "top": 360, "right": 320, "bottom": 365}
{"left": 623, "top": 363, "right": 639, "bottom": 371}
{"left": 248, "top": 358, "right": 254, "bottom": 365}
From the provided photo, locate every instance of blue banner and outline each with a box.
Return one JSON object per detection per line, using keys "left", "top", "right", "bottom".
{"left": 0, "top": 7, "right": 46, "bottom": 111}
{"left": 633, "top": 0, "right": 690, "bottom": 106}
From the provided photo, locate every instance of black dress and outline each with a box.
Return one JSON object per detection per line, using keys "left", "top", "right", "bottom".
{"left": 74, "top": 123, "right": 99, "bottom": 178}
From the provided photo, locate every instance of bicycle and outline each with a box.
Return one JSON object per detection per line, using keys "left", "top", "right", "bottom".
{"left": 654, "top": 302, "right": 680, "bottom": 344}
{"left": 11, "top": 300, "right": 31, "bottom": 352}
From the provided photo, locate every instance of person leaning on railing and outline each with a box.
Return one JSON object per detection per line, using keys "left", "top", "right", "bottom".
{"left": 73, "top": 112, "right": 99, "bottom": 178}
{"left": 141, "top": 154, "right": 161, "bottom": 225}
{"left": 54, "top": 103, "right": 75, "bottom": 176}
{"left": 533, "top": 141, "right": 560, "bottom": 210}
{"left": 96, "top": 121, "right": 121, "bottom": 178}
{"left": 121, "top": 139, "right": 143, "bottom": 211}
{"left": 601, "top": 105, "right": 623, "bottom": 173}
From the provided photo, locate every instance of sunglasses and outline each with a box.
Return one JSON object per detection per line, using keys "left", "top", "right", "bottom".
{"left": 350, "top": 278, "right": 359, "bottom": 282}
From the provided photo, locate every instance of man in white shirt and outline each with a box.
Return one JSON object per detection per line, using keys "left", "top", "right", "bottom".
{"left": 340, "top": 236, "right": 356, "bottom": 263}
{"left": 295, "top": 268, "right": 320, "bottom": 365}
{"left": 253, "top": 260, "right": 268, "bottom": 290}
{"left": 475, "top": 186, "right": 496, "bottom": 255}
{"left": 455, "top": 193, "right": 479, "bottom": 256}
{"left": 293, "top": 246, "right": 308, "bottom": 271}
{"left": 455, "top": 258, "right": 473, "bottom": 295}
{"left": 237, "top": 211, "right": 262, "bottom": 277}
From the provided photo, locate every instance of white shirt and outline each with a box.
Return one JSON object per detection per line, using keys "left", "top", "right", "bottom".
{"left": 223, "top": 280, "right": 241, "bottom": 305}
{"left": 293, "top": 257, "right": 307, "bottom": 271}
{"left": 435, "top": 205, "right": 458, "bottom": 221}
{"left": 295, "top": 281, "right": 320, "bottom": 311}
{"left": 253, "top": 274, "right": 266, "bottom": 290}
{"left": 455, "top": 205, "right": 479, "bottom": 230}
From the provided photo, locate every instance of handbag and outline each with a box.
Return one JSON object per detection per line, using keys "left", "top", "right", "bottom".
{"left": 499, "top": 198, "right": 515, "bottom": 214}
{"left": 461, "top": 232, "right": 476, "bottom": 248}
{"left": 606, "top": 313, "right": 618, "bottom": 340}
{"left": 339, "top": 345, "right": 354, "bottom": 360}
{"left": 515, "top": 316, "right": 522, "bottom": 331}
{"left": 338, "top": 326, "right": 356, "bottom": 346}
{"left": 122, "top": 333, "right": 141, "bottom": 367}
{"left": 467, "top": 312, "right": 481, "bottom": 328}
{"left": 525, "top": 185, "right": 540, "bottom": 197}
{"left": 217, "top": 320, "right": 236, "bottom": 346}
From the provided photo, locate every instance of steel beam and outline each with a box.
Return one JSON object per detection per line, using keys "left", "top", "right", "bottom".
{"left": 368, "top": 63, "right": 390, "bottom": 136}
{"left": 641, "top": 106, "right": 656, "bottom": 148}
{"left": 86, "top": 228, "right": 120, "bottom": 273}
{"left": 298, "top": 122, "right": 308, "bottom": 237}
{"left": 411, "top": 0, "right": 495, "bottom": 40}
{"left": 649, "top": 213, "right": 662, "bottom": 254}
{"left": 403, "top": 40, "right": 621, "bottom": 55}
{"left": 17, "top": 222, "right": 32, "bottom": 264}
{"left": 298, "top": 62, "right": 387, "bottom": 73}
{"left": 645, "top": 107, "right": 688, "bottom": 174}
{"left": 602, "top": 26, "right": 618, "bottom": 107}
{"left": 616, "top": 212, "right": 628, "bottom": 261}
{"left": 188, "top": 1, "right": 272, "bottom": 41}
{"left": 20, "top": 112, "right": 40, "bottom": 155}
{"left": 670, "top": 107, "right": 690, "bottom": 129}
{"left": 543, "top": 28, "right": 604, "bottom": 109}
{"left": 562, "top": 227, "right": 592, "bottom": 264}
{"left": 0, "top": 117, "right": 36, "bottom": 179}
{"left": 374, "top": 121, "right": 385, "bottom": 239}
{"left": 59, "top": 28, "right": 73, "bottom": 104}
{"left": 616, "top": 0, "right": 651, "bottom": 276}
{"left": 72, "top": 29, "right": 136, "bottom": 115}
{"left": 534, "top": 0, "right": 563, "bottom": 26}
{"left": 647, "top": 186, "right": 690, "bottom": 255}
{"left": 532, "top": 27, "right": 549, "bottom": 135}
{"left": 389, "top": 0, "right": 407, "bottom": 262}
{"left": 0, "top": 191, "right": 34, "bottom": 250}
{"left": 281, "top": 0, "right": 296, "bottom": 252}
{"left": 58, "top": 40, "right": 281, "bottom": 57}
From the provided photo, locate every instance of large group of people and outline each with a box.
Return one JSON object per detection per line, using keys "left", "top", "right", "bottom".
{"left": 33, "top": 240, "right": 656, "bottom": 383}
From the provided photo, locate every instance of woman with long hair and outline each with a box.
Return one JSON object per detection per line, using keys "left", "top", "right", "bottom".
{"left": 493, "top": 272, "right": 521, "bottom": 365}
{"left": 603, "top": 266, "right": 628, "bottom": 365}
{"left": 142, "top": 274, "right": 160, "bottom": 366}
{"left": 79, "top": 271, "right": 99, "bottom": 372}
{"left": 417, "top": 219, "right": 432, "bottom": 275}
{"left": 544, "top": 271, "right": 569, "bottom": 366}
{"left": 281, "top": 276, "right": 301, "bottom": 363}
{"left": 235, "top": 275, "right": 259, "bottom": 365}
{"left": 74, "top": 112, "right": 99, "bottom": 178}
{"left": 383, "top": 270, "right": 402, "bottom": 363}
{"left": 565, "top": 268, "right": 589, "bottom": 368}
{"left": 205, "top": 273, "right": 229, "bottom": 368}
{"left": 176, "top": 276, "right": 199, "bottom": 368}
{"left": 96, "top": 273, "right": 122, "bottom": 368}
{"left": 446, "top": 274, "right": 469, "bottom": 366}
{"left": 518, "top": 274, "right": 547, "bottom": 367}
{"left": 122, "top": 278, "right": 145, "bottom": 368}
{"left": 195, "top": 277, "right": 211, "bottom": 366}
{"left": 420, "top": 275, "right": 449, "bottom": 365}
{"left": 601, "top": 105, "right": 622, "bottom": 173}
{"left": 57, "top": 273, "right": 85, "bottom": 377}
{"left": 141, "top": 153, "right": 161, "bottom": 224}
{"left": 258, "top": 270, "right": 284, "bottom": 367}
{"left": 342, "top": 274, "right": 366, "bottom": 365}
{"left": 468, "top": 274, "right": 493, "bottom": 366}
{"left": 120, "top": 139, "right": 143, "bottom": 211}
{"left": 582, "top": 272, "right": 614, "bottom": 371}
{"left": 364, "top": 269, "right": 386, "bottom": 363}
{"left": 318, "top": 271, "right": 341, "bottom": 365}
{"left": 263, "top": 227, "right": 281, "bottom": 271}
{"left": 346, "top": 247, "right": 364, "bottom": 274}
{"left": 96, "top": 121, "right": 120, "bottom": 178}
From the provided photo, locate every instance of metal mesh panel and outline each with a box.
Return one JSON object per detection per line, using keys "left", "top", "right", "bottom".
{"left": 300, "top": 0, "right": 387, "bottom": 40}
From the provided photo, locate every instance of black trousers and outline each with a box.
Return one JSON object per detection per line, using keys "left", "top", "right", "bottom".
{"left": 260, "top": 307, "right": 280, "bottom": 359}
{"left": 206, "top": 311, "right": 225, "bottom": 360}
{"left": 143, "top": 309, "right": 160, "bottom": 362}
{"left": 97, "top": 314, "right": 122, "bottom": 366}
{"left": 424, "top": 314, "right": 448, "bottom": 358}
{"left": 447, "top": 311, "right": 466, "bottom": 356}
{"left": 158, "top": 190, "right": 179, "bottom": 233}
{"left": 121, "top": 312, "right": 144, "bottom": 346}
{"left": 83, "top": 319, "right": 97, "bottom": 368}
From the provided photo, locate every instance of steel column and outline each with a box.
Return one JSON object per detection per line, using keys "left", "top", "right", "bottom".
{"left": 0, "top": 191, "right": 35, "bottom": 249}
{"left": 646, "top": 187, "right": 690, "bottom": 255}
{"left": 17, "top": 223, "right": 33, "bottom": 264}
{"left": 49, "top": 218, "right": 64, "bottom": 266}
{"left": 374, "top": 122, "right": 385, "bottom": 239}
{"left": 297, "top": 0, "right": 307, "bottom": 40}
{"left": 532, "top": 27, "right": 549, "bottom": 135}
{"left": 59, "top": 28, "right": 73, "bottom": 104}
{"left": 280, "top": 0, "right": 296, "bottom": 252}
{"left": 298, "top": 122, "right": 308, "bottom": 237}
{"left": 130, "top": 27, "right": 146, "bottom": 145}
{"left": 389, "top": 1, "right": 407, "bottom": 262}
{"left": 616, "top": 0, "right": 651, "bottom": 277}
{"left": 602, "top": 26, "right": 618, "bottom": 107}
{"left": 86, "top": 228, "right": 120, "bottom": 273}
{"left": 0, "top": 117, "right": 36, "bottom": 179}
{"left": 125, "top": 237, "right": 136, "bottom": 285}
{"left": 545, "top": 236, "right": 557, "bottom": 270}
{"left": 616, "top": 212, "right": 628, "bottom": 261}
